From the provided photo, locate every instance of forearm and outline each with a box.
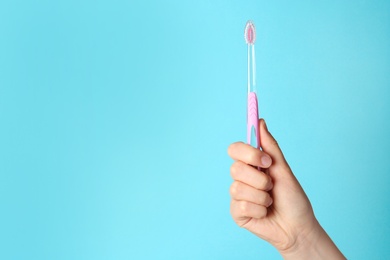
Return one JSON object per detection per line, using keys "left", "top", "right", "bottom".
{"left": 279, "top": 221, "right": 346, "bottom": 260}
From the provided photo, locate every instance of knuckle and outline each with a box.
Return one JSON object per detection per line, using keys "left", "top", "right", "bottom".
{"left": 230, "top": 162, "right": 237, "bottom": 176}
{"left": 227, "top": 142, "right": 241, "bottom": 156}
{"left": 230, "top": 161, "right": 242, "bottom": 178}
{"left": 229, "top": 181, "right": 240, "bottom": 197}
{"left": 239, "top": 201, "right": 249, "bottom": 214}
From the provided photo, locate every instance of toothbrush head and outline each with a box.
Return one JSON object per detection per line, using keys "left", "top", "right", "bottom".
{"left": 244, "top": 20, "right": 256, "bottom": 45}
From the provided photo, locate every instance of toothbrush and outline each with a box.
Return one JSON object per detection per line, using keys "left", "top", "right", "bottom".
{"left": 245, "top": 21, "right": 259, "bottom": 149}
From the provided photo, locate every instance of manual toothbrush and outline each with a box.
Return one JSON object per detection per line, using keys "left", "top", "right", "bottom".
{"left": 245, "top": 20, "right": 260, "bottom": 149}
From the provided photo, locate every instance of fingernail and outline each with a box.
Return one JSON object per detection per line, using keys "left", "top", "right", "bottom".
{"left": 261, "top": 155, "right": 272, "bottom": 167}
{"left": 268, "top": 197, "right": 273, "bottom": 207}
{"left": 263, "top": 119, "right": 268, "bottom": 132}
{"left": 267, "top": 181, "right": 274, "bottom": 191}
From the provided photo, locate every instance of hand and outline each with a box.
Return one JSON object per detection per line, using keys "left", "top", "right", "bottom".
{"left": 228, "top": 119, "right": 345, "bottom": 259}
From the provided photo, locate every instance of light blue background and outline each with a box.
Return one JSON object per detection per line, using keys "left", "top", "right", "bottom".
{"left": 0, "top": 0, "right": 389, "bottom": 259}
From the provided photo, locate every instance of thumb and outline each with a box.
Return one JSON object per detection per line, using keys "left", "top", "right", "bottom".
{"left": 259, "top": 119, "right": 290, "bottom": 173}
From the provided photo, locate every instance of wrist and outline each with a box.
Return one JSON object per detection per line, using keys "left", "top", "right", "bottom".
{"left": 278, "top": 219, "right": 323, "bottom": 259}
{"left": 278, "top": 219, "right": 345, "bottom": 260}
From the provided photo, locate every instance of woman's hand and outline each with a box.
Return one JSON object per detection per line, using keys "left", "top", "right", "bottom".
{"left": 228, "top": 119, "right": 345, "bottom": 259}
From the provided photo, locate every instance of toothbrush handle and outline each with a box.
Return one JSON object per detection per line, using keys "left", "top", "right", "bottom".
{"left": 247, "top": 92, "right": 260, "bottom": 149}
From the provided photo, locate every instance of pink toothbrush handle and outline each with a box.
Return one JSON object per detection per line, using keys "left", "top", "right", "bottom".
{"left": 247, "top": 92, "right": 260, "bottom": 149}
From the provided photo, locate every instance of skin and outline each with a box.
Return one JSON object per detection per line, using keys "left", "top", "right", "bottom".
{"left": 228, "top": 119, "right": 346, "bottom": 259}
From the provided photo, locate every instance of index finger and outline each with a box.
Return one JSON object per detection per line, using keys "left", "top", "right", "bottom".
{"left": 228, "top": 142, "right": 272, "bottom": 168}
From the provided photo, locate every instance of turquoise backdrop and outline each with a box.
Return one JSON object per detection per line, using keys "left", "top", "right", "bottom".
{"left": 1, "top": 0, "right": 389, "bottom": 259}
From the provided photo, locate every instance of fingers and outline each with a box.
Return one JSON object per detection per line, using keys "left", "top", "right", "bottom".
{"left": 231, "top": 200, "right": 267, "bottom": 226}
{"left": 230, "top": 161, "right": 273, "bottom": 191}
{"left": 229, "top": 151, "right": 273, "bottom": 226}
{"left": 228, "top": 142, "right": 272, "bottom": 168}
{"left": 230, "top": 181, "right": 273, "bottom": 207}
